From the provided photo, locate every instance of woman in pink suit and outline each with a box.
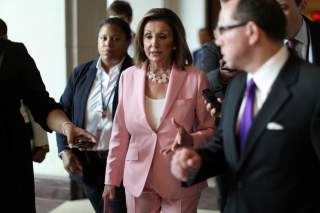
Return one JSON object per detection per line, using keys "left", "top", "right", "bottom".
{"left": 103, "top": 8, "right": 215, "bottom": 213}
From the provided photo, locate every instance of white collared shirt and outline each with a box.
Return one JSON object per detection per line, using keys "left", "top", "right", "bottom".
{"left": 284, "top": 19, "right": 313, "bottom": 63}
{"left": 85, "top": 57, "right": 124, "bottom": 151}
{"left": 236, "top": 47, "right": 289, "bottom": 130}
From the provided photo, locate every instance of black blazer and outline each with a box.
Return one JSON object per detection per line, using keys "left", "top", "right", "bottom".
{"left": 304, "top": 16, "right": 320, "bottom": 64}
{"left": 0, "top": 39, "right": 60, "bottom": 213}
{"left": 56, "top": 55, "right": 133, "bottom": 154}
{"left": 188, "top": 53, "right": 320, "bottom": 213}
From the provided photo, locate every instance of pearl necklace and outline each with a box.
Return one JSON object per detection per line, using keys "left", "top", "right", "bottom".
{"left": 146, "top": 65, "right": 171, "bottom": 84}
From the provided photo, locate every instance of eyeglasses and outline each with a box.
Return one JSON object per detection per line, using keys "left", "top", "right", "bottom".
{"left": 214, "top": 22, "right": 248, "bottom": 38}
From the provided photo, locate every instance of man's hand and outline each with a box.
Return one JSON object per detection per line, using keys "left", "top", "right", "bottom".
{"left": 171, "top": 148, "right": 202, "bottom": 182}
{"left": 161, "top": 118, "right": 193, "bottom": 155}
{"left": 205, "top": 100, "right": 222, "bottom": 118}
{"left": 61, "top": 151, "right": 83, "bottom": 175}
{"left": 103, "top": 185, "right": 116, "bottom": 213}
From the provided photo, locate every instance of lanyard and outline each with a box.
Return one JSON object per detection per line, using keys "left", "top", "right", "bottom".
{"left": 99, "top": 70, "right": 117, "bottom": 114}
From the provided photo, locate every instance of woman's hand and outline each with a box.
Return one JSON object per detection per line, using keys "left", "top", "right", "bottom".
{"left": 62, "top": 122, "right": 96, "bottom": 148}
{"left": 102, "top": 185, "right": 116, "bottom": 213}
{"left": 161, "top": 118, "right": 193, "bottom": 155}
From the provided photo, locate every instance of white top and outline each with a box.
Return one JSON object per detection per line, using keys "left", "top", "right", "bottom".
{"left": 236, "top": 47, "right": 289, "bottom": 131}
{"left": 145, "top": 96, "right": 165, "bottom": 130}
{"left": 284, "top": 19, "right": 313, "bottom": 63}
{"left": 85, "top": 57, "right": 124, "bottom": 151}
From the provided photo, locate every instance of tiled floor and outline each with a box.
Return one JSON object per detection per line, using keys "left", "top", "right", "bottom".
{"left": 36, "top": 178, "right": 220, "bottom": 213}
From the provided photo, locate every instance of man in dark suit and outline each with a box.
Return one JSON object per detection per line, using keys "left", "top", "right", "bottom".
{"left": 207, "top": 0, "right": 320, "bottom": 103}
{"left": 171, "top": 0, "right": 320, "bottom": 212}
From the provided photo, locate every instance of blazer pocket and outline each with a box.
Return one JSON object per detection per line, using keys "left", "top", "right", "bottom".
{"left": 175, "top": 97, "right": 193, "bottom": 105}
{"left": 125, "top": 148, "right": 139, "bottom": 161}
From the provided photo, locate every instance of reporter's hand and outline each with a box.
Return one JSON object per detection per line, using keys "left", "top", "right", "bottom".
{"left": 102, "top": 185, "right": 116, "bottom": 213}
{"left": 171, "top": 148, "right": 202, "bottom": 181}
{"left": 63, "top": 123, "right": 96, "bottom": 148}
{"left": 161, "top": 118, "right": 193, "bottom": 155}
{"left": 61, "top": 151, "right": 83, "bottom": 175}
{"left": 205, "top": 101, "right": 219, "bottom": 119}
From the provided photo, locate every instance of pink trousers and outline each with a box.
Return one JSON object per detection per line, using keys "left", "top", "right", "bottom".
{"left": 125, "top": 187, "right": 201, "bottom": 213}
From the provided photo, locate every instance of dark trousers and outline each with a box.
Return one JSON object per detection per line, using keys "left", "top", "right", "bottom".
{"left": 82, "top": 151, "right": 127, "bottom": 213}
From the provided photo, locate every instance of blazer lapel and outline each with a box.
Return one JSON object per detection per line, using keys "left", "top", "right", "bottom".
{"left": 137, "top": 62, "right": 154, "bottom": 130}
{"left": 304, "top": 17, "right": 320, "bottom": 64}
{"left": 156, "top": 64, "right": 187, "bottom": 130}
{"left": 79, "top": 60, "right": 98, "bottom": 126}
{"left": 239, "top": 54, "right": 299, "bottom": 168}
{"left": 223, "top": 73, "right": 246, "bottom": 166}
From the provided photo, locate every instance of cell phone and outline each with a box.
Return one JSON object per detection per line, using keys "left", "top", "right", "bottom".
{"left": 73, "top": 138, "right": 95, "bottom": 149}
{"left": 202, "top": 88, "right": 221, "bottom": 113}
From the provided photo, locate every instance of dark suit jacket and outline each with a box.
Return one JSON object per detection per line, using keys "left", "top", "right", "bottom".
{"left": 188, "top": 53, "right": 320, "bottom": 213}
{"left": 56, "top": 55, "right": 132, "bottom": 181}
{"left": 305, "top": 16, "right": 320, "bottom": 64}
{"left": 0, "top": 39, "right": 60, "bottom": 213}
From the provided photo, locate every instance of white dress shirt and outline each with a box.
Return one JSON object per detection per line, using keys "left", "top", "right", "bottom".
{"left": 85, "top": 57, "right": 124, "bottom": 151}
{"left": 236, "top": 47, "right": 289, "bottom": 131}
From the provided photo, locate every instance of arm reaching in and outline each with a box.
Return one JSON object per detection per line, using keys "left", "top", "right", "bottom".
{"left": 47, "top": 109, "right": 96, "bottom": 148}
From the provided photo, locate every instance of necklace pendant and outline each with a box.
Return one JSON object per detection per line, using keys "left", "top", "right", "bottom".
{"left": 101, "top": 111, "right": 107, "bottom": 119}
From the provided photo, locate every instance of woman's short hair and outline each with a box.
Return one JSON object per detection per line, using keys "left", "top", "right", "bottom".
{"left": 97, "top": 17, "right": 132, "bottom": 41}
{"left": 134, "top": 8, "right": 192, "bottom": 70}
{"left": 108, "top": 0, "right": 133, "bottom": 19}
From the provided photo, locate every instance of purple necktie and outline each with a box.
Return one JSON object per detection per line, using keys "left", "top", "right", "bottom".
{"left": 239, "top": 79, "right": 256, "bottom": 153}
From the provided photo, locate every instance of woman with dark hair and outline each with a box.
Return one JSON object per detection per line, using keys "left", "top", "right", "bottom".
{"left": 56, "top": 17, "right": 132, "bottom": 213}
{"left": 103, "top": 8, "right": 214, "bottom": 213}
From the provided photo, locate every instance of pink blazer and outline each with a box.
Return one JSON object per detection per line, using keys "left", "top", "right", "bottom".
{"left": 105, "top": 63, "right": 215, "bottom": 199}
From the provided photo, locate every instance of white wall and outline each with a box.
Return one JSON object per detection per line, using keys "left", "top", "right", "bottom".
{"left": 0, "top": 0, "right": 68, "bottom": 178}
{"left": 164, "top": 0, "right": 206, "bottom": 52}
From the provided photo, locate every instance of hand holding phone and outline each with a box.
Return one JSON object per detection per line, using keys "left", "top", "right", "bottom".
{"left": 202, "top": 88, "right": 221, "bottom": 113}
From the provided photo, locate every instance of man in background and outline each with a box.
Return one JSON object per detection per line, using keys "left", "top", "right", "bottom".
{"left": 107, "top": 0, "right": 135, "bottom": 57}
{"left": 278, "top": 0, "right": 320, "bottom": 64}
{"left": 193, "top": 28, "right": 220, "bottom": 73}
